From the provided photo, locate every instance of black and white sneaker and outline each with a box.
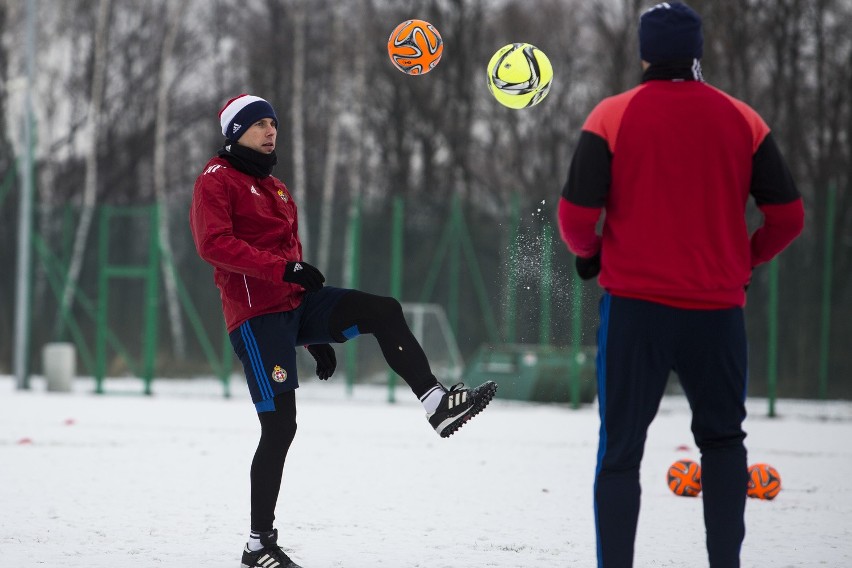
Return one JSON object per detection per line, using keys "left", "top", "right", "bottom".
{"left": 240, "top": 529, "right": 303, "bottom": 568}
{"left": 427, "top": 381, "right": 497, "bottom": 438}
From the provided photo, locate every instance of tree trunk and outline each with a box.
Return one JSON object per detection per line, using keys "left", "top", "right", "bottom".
{"left": 316, "top": 5, "right": 344, "bottom": 274}
{"left": 55, "top": 0, "right": 111, "bottom": 338}
{"left": 343, "top": 0, "right": 369, "bottom": 287}
{"left": 290, "top": 0, "right": 309, "bottom": 259}
{"left": 153, "top": 0, "right": 189, "bottom": 359}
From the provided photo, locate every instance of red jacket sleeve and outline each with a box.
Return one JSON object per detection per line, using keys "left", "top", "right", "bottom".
{"left": 190, "top": 173, "right": 287, "bottom": 283}
{"left": 747, "top": 132, "right": 804, "bottom": 266}
{"left": 750, "top": 198, "right": 805, "bottom": 267}
{"left": 558, "top": 197, "right": 602, "bottom": 258}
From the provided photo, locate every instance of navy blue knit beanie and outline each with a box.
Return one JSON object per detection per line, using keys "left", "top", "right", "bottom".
{"left": 218, "top": 94, "right": 278, "bottom": 142}
{"left": 639, "top": 2, "right": 703, "bottom": 64}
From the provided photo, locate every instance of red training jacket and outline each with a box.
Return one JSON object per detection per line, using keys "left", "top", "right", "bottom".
{"left": 190, "top": 156, "right": 305, "bottom": 332}
{"left": 559, "top": 78, "right": 804, "bottom": 309}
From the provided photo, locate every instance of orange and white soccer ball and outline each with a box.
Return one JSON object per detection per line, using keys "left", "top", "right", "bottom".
{"left": 387, "top": 19, "right": 443, "bottom": 75}
{"left": 747, "top": 463, "right": 782, "bottom": 500}
{"left": 667, "top": 459, "right": 702, "bottom": 497}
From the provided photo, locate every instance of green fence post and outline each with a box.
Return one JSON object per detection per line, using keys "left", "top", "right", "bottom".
{"left": 94, "top": 206, "right": 159, "bottom": 395}
{"left": 95, "top": 207, "right": 111, "bottom": 394}
{"left": 569, "top": 271, "right": 584, "bottom": 409}
{"left": 52, "top": 206, "right": 75, "bottom": 343}
{"left": 505, "top": 193, "right": 521, "bottom": 343}
{"left": 767, "top": 258, "right": 779, "bottom": 417}
{"left": 345, "top": 195, "right": 362, "bottom": 396}
{"left": 387, "top": 196, "right": 404, "bottom": 403}
{"left": 142, "top": 205, "right": 160, "bottom": 395}
{"left": 818, "top": 183, "right": 836, "bottom": 400}
{"left": 448, "top": 195, "right": 462, "bottom": 335}
{"left": 539, "top": 223, "right": 553, "bottom": 346}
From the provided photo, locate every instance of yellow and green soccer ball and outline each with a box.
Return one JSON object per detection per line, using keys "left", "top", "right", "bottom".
{"left": 486, "top": 43, "right": 553, "bottom": 109}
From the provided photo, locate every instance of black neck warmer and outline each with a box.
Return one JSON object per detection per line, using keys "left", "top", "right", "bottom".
{"left": 642, "top": 59, "right": 704, "bottom": 83}
{"left": 218, "top": 142, "right": 278, "bottom": 178}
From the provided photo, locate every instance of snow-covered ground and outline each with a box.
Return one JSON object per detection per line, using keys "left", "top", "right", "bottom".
{"left": 1, "top": 375, "right": 850, "bottom": 567}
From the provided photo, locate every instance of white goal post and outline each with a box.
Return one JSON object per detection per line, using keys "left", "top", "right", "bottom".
{"left": 401, "top": 302, "right": 464, "bottom": 382}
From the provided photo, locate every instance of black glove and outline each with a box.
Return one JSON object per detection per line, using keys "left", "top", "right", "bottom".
{"left": 575, "top": 251, "right": 601, "bottom": 280}
{"left": 306, "top": 344, "right": 336, "bottom": 380}
{"left": 283, "top": 261, "right": 325, "bottom": 292}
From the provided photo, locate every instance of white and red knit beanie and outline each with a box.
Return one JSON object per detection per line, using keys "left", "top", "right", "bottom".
{"left": 218, "top": 94, "right": 278, "bottom": 141}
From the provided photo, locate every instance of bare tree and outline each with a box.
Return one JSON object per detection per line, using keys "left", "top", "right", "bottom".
{"left": 289, "top": 0, "right": 309, "bottom": 258}
{"left": 342, "top": 0, "right": 370, "bottom": 289}
{"left": 5, "top": 0, "right": 848, "bottom": 393}
{"left": 589, "top": 0, "right": 643, "bottom": 95}
{"left": 56, "top": 0, "right": 111, "bottom": 337}
{"left": 153, "top": 0, "right": 190, "bottom": 359}
{"left": 316, "top": 3, "right": 344, "bottom": 274}
{"left": 30, "top": 4, "right": 90, "bottom": 325}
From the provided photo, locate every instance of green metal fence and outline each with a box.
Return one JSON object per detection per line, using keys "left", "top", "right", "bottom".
{"left": 10, "top": 190, "right": 845, "bottom": 408}
{"left": 30, "top": 204, "right": 232, "bottom": 396}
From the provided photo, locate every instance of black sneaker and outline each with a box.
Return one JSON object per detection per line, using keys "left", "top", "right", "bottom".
{"left": 427, "top": 381, "right": 497, "bottom": 438}
{"left": 240, "top": 529, "right": 303, "bottom": 568}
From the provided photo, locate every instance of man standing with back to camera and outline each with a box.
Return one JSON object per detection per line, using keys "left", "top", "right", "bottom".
{"left": 558, "top": 3, "right": 804, "bottom": 567}
{"left": 190, "top": 94, "right": 496, "bottom": 568}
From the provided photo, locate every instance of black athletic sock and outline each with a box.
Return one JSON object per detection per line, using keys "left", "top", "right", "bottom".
{"left": 329, "top": 291, "right": 440, "bottom": 398}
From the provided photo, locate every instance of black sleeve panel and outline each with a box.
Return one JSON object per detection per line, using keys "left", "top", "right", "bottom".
{"left": 751, "top": 133, "right": 801, "bottom": 206}
{"left": 561, "top": 130, "right": 612, "bottom": 208}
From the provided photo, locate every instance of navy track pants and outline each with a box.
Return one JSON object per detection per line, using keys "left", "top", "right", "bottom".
{"left": 594, "top": 293, "right": 749, "bottom": 568}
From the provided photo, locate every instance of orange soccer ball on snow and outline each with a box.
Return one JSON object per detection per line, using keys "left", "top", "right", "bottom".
{"left": 667, "top": 459, "right": 702, "bottom": 497}
{"left": 747, "top": 463, "right": 782, "bottom": 500}
{"left": 387, "top": 19, "right": 443, "bottom": 75}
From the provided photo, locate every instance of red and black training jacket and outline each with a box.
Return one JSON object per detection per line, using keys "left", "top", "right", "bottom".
{"left": 190, "top": 155, "right": 305, "bottom": 332}
{"left": 558, "top": 73, "right": 804, "bottom": 309}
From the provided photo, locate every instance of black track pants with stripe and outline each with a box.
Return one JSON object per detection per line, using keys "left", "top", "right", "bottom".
{"left": 593, "top": 293, "right": 748, "bottom": 568}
